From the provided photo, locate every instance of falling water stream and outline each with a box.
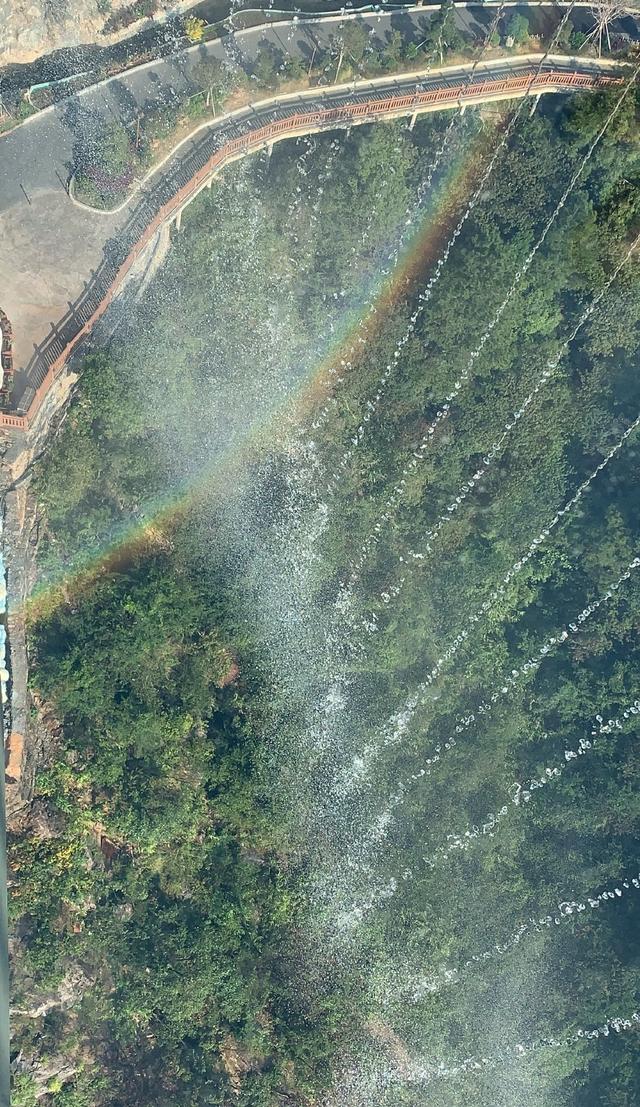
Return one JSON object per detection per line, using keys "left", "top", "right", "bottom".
{"left": 17, "top": 30, "right": 640, "bottom": 1102}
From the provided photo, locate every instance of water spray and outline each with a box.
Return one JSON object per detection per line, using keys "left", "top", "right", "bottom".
{"left": 323, "top": 2, "right": 584, "bottom": 490}
{"left": 416, "top": 699, "right": 640, "bottom": 871}
{"left": 410, "top": 861, "right": 640, "bottom": 1000}
{"left": 378, "top": 416, "right": 640, "bottom": 749}
{"left": 338, "top": 73, "right": 640, "bottom": 592}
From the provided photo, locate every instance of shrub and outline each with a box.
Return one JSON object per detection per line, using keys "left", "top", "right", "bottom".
{"left": 185, "top": 16, "right": 206, "bottom": 43}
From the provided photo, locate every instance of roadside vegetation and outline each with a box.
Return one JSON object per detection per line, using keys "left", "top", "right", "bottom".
{"left": 9, "top": 86, "right": 640, "bottom": 1106}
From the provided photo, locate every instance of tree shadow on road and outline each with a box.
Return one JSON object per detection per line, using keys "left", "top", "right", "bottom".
{"left": 59, "top": 100, "right": 108, "bottom": 178}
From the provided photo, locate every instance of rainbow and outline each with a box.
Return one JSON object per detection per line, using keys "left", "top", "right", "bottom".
{"left": 26, "top": 120, "right": 487, "bottom": 621}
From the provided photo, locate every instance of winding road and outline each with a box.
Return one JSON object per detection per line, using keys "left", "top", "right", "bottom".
{"left": 0, "top": 4, "right": 637, "bottom": 427}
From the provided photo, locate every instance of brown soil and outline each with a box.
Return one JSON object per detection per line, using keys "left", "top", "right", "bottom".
{"left": 365, "top": 1016, "right": 413, "bottom": 1078}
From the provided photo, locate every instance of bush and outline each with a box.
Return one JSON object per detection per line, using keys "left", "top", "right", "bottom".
{"left": 10, "top": 1073, "right": 38, "bottom": 1107}
{"left": 570, "top": 29, "right": 589, "bottom": 51}
{"left": 73, "top": 119, "right": 135, "bottom": 208}
{"left": 506, "top": 12, "right": 530, "bottom": 45}
{"left": 185, "top": 15, "right": 206, "bottom": 43}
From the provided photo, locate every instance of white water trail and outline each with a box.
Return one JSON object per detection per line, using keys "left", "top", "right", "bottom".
{"left": 389, "top": 552, "right": 640, "bottom": 775}
{"left": 410, "top": 863, "right": 640, "bottom": 1000}
{"left": 378, "top": 415, "right": 640, "bottom": 748}
{"left": 415, "top": 700, "right": 640, "bottom": 870}
{"left": 338, "top": 70, "right": 640, "bottom": 586}
{"left": 295, "top": 99, "right": 458, "bottom": 452}
{"left": 309, "top": 109, "right": 475, "bottom": 437}
{"left": 327, "top": 412, "right": 640, "bottom": 859}
{"left": 398, "top": 1011, "right": 640, "bottom": 1086}
{"left": 281, "top": 119, "right": 434, "bottom": 468}
{"left": 323, "top": 2, "right": 582, "bottom": 490}
{"left": 308, "top": 35, "right": 636, "bottom": 816}
{"left": 342, "top": 560, "right": 640, "bottom": 917}
{"left": 348, "top": 230, "right": 640, "bottom": 601}
{"left": 374, "top": 2, "right": 509, "bottom": 270}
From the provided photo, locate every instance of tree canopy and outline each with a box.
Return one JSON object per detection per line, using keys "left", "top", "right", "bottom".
{"left": 10, "top": 86, "right": 640, "bottom": 1106}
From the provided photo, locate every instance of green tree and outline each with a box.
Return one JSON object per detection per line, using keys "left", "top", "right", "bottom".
{"left": 339, "top": 21, "right": 370, "bottom": 67}
{"left": 423, "top": 0, "right": 465, "bottom": 63}
{"left": 191, "top": 55, "right": 233, "bottom": 108}
{"left": 282, "top": 56, "right": 304, "bottom": 82}
{"left": 506, "top": 12, "right": 530, "bottom": 45}
{"left": 252, "top": 43, "right": 281, "bottom": 90}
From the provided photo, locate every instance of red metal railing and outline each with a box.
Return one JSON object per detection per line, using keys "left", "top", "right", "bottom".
{"left": 0, "top": 68, "right": 622, "bottom": 433}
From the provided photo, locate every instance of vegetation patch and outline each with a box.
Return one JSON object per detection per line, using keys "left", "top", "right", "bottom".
{"left": 10, "top": 86, "right": 640, "bottom": 1107}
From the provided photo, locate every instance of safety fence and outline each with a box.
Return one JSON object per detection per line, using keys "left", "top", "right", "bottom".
{"left": 0, "top": 67, "right": 621, "bottom": 435}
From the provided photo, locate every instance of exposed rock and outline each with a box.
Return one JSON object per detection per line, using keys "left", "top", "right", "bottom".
{"left": 29, "top": 1053, "right": 77, "bottom": 1098}
{"left": 0, "top": 0, "right": 201, "bottom": 67}
{"left": 13, "top": 963, "right": 92, "bottom": 1019}
{"left": 220, "top": 1034, "right": 267, "bottom": 1095}
{"left": 4, "top": 730, "right": 24, "bottom": 785}
{"left": 0, "top": 0, "right": 129, "bottom": 65}
{"left": 29, "top": 798, "right": 65, "bottom": 839}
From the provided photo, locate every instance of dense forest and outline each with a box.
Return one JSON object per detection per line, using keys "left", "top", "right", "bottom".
{"left": 8, "top": 80, "right": 640, "bottom": 1106}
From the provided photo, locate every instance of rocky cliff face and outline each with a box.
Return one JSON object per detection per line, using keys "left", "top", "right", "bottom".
{"left": 1, "top": 0, "right": 116, "bottom": 64}
{"left": 0, "top": 0, "right": 163, "bottom": 66}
